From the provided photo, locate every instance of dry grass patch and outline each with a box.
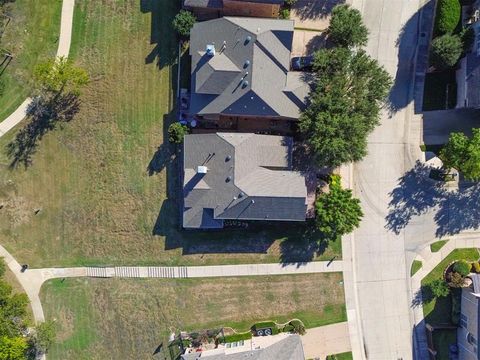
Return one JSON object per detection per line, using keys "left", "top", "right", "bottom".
{"left": 41, "top": 273, "right": 346, "bottom": 359}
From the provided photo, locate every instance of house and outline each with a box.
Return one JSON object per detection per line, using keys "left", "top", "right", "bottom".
{"left": 180, "top": 333, "right": 305, "bottom": 360}
{"left": 183, "top": 0, "right": 284, "bottom": 20}
{"left": 457, "top": 1, "right": 480, "bottom": 108}
{"left": 182, "top": 133, "right": 307, "bottom": 229}
{"left": 458, "top": 274, "right": 480, "bottom": 359}
{"left": 188, "top": 17, "right": 309, "bottom": 124}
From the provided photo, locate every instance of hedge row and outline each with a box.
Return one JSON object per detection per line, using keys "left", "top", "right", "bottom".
{"left": 220, "top": 332, "right": 252, "bottom": 344}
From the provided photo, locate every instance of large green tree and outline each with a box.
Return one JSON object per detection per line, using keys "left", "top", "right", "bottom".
{"left": 430, "top": 34, "right": 463, "bottom": 70}
{"left": 440, "top": 128, "right": 480, "bottom": 181}
{"left": 299, "top": 47, "right": 392, "bottom": 167}
{"left": 328, "top": 4, "right": 368, "bottom": 48}
{"left": 34, "top": 56, "right": 89, "bottom": 96}
{"left": 0, "top": 337, "right": 27, "bottom": 360}
{"left": 315, "top": 175, "right": 363, "bottom": 240}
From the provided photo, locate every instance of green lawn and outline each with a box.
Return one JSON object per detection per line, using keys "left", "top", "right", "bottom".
{"left": 430, "top": 240, "right": 449, "bottom": 253}
{"left": 0, "top": 0, "right": 341, "bottom": 268}
{"left": 422, "top": 248, "right": 479, "bottom": 324}
{"left": 327, "top": 352, "right": 353, "bottom": 360}
{"left": 0, "top": 0, "right": 62, "bottom": 121}
{"left": 422, "top": 70, "right": 457, "bottom": 111}
{"left": 41, "top": 273, "right": 346, "bottom": 359}
{"left": 411, "top": 260, "right": 422, "bottom": 276}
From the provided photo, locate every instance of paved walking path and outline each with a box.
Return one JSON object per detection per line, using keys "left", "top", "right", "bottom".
{"left": 302, "top": 322, "right": 351, "bottom": 359}
{"left": 410, "top": 233, "right": 480, "bottom": 359}
{"left": 0, "top": 0, "right": 75, "bottom": 138}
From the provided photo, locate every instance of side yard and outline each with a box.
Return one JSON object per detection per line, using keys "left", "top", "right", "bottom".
{"left": 0, "top": 0, "right": 340, "bottom": 268}
{"left": 421, "top": 248, "right": 480, "bottom": 359}
{"left": 40, "top": 273, "right": 347, "bottom": 359}
{"left": 0, "top": 0, "right": 62, "bottom": 121}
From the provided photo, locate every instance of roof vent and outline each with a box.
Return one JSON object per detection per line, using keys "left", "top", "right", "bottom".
{"left": 226, "top": 176, "right": 232, "bottom": 182}
{"left": 226, "top": 155, "right": 232, "bottom": 161}
{"left": 206, "top": 44, "right": 215, "bottom": 57}
{"left": 242, "top": 80, "right": 249, "bottom": 88}
{"left": 239, "top": 192, "right": 244, "bottom": 198}
{"left": 245, "top": 35, "right": 252, "bottom": 44}
{"left": 244, "top": 60, "right": 250, "bottom": 68}
{"left": 251, "top": 199, "right": 255, "bottom": 204}
{"left": 197, "top": 166, "right": 208, "bottom": 174}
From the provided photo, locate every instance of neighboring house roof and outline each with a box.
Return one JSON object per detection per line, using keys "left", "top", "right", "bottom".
{"left": 465, "top": 52, "right": 480, "bottom": 108}
{"left": 189, "top": 17, "right": 309, "bottom": 119}
{"left": 183, "top": 133, "right": 307, "bottom": 228}
{"left": 184, "top": 0, "right": 284, "bottom": 8}
{"left": 181, "top": 334, "right": 305, "bottom": 360}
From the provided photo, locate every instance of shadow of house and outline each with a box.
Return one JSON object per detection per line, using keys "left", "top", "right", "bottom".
{"left": 387, "top": 1, "right": 434, "bottom": 115}
{"left": 141, "top": 0, "right": 178, "bottom": 69}
{"left": 292, "top": 0, "right": 345, "bottom": 21}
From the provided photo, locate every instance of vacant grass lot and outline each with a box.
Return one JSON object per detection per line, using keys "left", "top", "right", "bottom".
{"left": 41, "top": 273, "right": 346, "bottom": 359}
{"left": 0, "top": 0, "right": 339, "bottom": 267}
{"left": 0, "top": 0, "right": 62, "bottom": 121}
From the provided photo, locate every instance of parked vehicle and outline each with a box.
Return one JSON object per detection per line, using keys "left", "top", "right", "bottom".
{"left": 291, "top": 56, "right": 313, "bottom": 71}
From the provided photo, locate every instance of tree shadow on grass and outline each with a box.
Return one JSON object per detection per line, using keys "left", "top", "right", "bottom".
{"left": 411, "top": 285, "right": 433, "bottom": 308}
{"left": 140, "top": 0, "right": 178, "bottom": 69}
{"left": 293, "top": 0, "right": 345, "bottom": 21}
{"left": 434, "top": 182, "right": 480, "bottom": 237}
{"left": 6, "top": 94, "right": 80, "bottom": 168}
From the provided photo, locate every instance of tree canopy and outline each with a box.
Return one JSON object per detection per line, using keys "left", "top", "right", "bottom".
{"left": 315, "top": 175, "right": 363, "bottom": 240}
{"left": 430, "top": 34, "right": 462, "bottom": 70}
{"left": 299, "top": 47, "right": 392, "bottom": 167}
{"left": 168, "top": 122, "right": 188, "bottom": 144}
{"left": 328, "top": 4, "right": 368, "bottom": 48}
{"left": 440, "top": 128, "right": 480, "bottom": 181}
{"left": 172, "top": 10, "right": 196, "bottom": 37}
{"left": 34, "top": 56, "right": 89, "bottom": 96}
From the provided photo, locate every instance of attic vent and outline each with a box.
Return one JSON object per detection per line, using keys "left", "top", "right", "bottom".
{"left": 197, "top": 166, "right": 208, "bottom": 174}
{"left": 226, "top": 176, "right": 232, "bottom": 182}
{"left": 239, "top": 192, "right": 244, "bottom": 198}
{"left": 245, "top": 35, "right": 252, "bottom": 44}
{"left": 226, "top": 155, "right": 232, "bottom": 161}
{"left": 244, "top": 60, "right": 250, "bottom": 68}
{"left": 206, "top": 44, "right": 215, "bottom": 57}
{"left": 242, "top": 80, "right": 249, "bottom": 88}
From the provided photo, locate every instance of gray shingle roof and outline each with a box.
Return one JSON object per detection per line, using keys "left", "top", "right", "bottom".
{"left": 189, "top": 17, "right": 309, "bottom": 119}
{"left": 181, "top": 334, "right": 305, "bottom": 360}
{"left": 183, "top": 133, "right": 307, "bottom": 228}
{"left": 466, "top": 52, "right": 480, "bottom": 108}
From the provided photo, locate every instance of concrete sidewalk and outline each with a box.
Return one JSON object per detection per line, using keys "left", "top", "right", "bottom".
{"left": 302, "top": 322, "right": 351, "bottom": 359}
{"left": 0, "top": 0, "right": 75, "bottom": 139}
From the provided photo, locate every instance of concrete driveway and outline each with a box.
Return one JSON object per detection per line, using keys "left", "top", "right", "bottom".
{"left": 301, "top": 322, "right": 351, "bottom": 359}
{"left": 291, "top": 30, "right": 326, "bottom": 56}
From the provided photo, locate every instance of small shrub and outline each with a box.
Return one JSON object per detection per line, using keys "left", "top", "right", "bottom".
{"left": 430, "top": 34, "right": 463, "bottom": 70}
{"left": 168, "top": 122, "right": 188, "bottom": 144}
{"left": 472, "top": 261, "right": 480, "bottom": 273}
{"left": 282, "top": 324, "right": 294, "bottom": 333}
{"left": 252, "top": 321, "right": 276, "bottom": 330}
{"left": 453, "top": 260, "right": 471, "bottom": 276}
{"left": 289, "top": 320, "right": 306, "bottom": 335}
{"left": 448, "top": 271, "right": 466, "bottom": 287}
{"left": 279, "top": 8, "right": 290, "bottom": 19}
{"left": 172, "top": 10, "right": 196, "bottom": 37}
{"left": 434, "top": 0, "right": 461, "bottom": 35}
{"left": 429, "top": 279, "right": 450, "bottom": 298}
